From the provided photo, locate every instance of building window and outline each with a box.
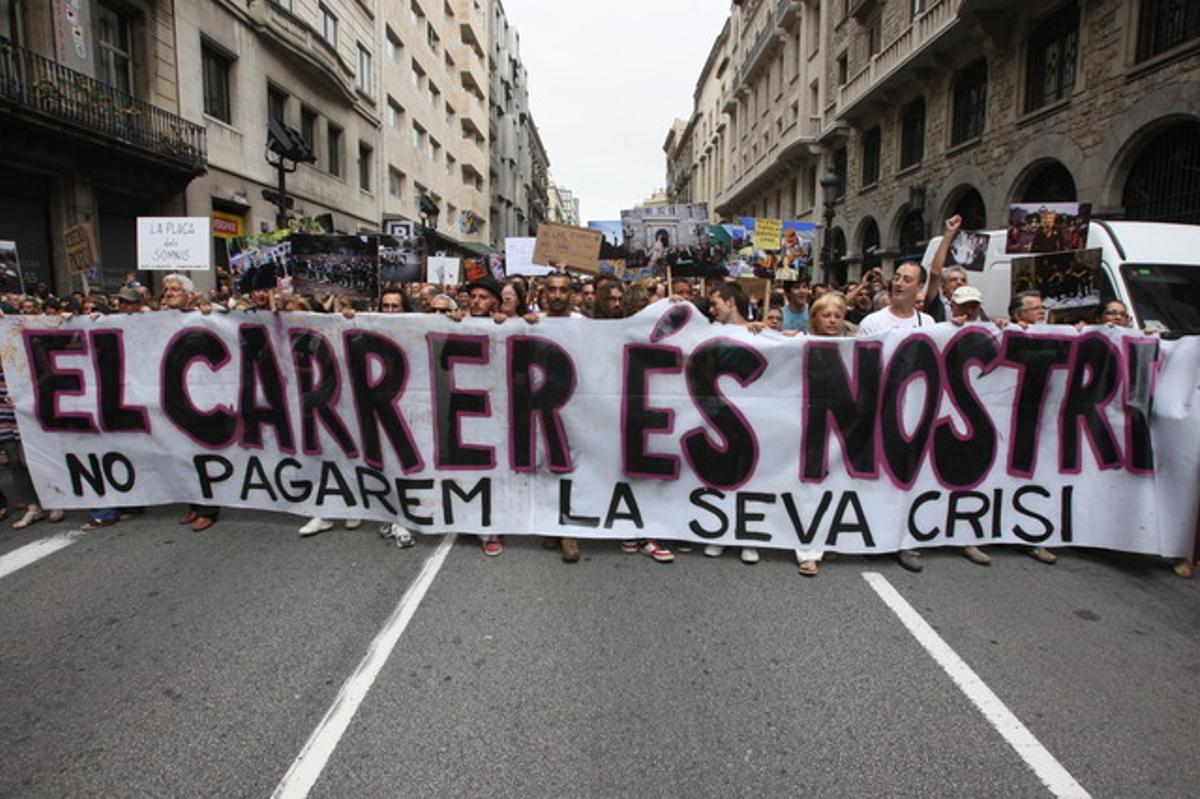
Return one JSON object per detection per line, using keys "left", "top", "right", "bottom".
{"left": 412, "top": 122, "right": 426, "bottom": 152}
{"left": 358, "top": 142, "right": 372, "bottom": 191}
{"left": 428, "top": 80, "right": 440, "bottom": 110}
{"left": 809, "top": 2, "right": 822, "bottom": 52}
{"left": 861, "top": 126, "right": 881, "bottom": 187}
{"left": 1025, "top": 4, "right": 1078, "bottom": 114}
{"left": 911, "top": 0, "right": 927, "bottom": 17}
{"left": 357, "top": 45, "right": 371, "bottom": 94}
{"left": 389, "top": 167, "right": 405, "bottom": 199}
{"left": 1136, "top": 0, "right": 1200, "bottom": 62}
{"left": 270, "top": 0, "right": 291, "bottom": 9}
{"left": 328, "top": 123, "right": 343, "bottom": 176}
{"left": 446, "top": 153, "right": 456, "bottom": 176}
{"left": 900, "top": 98, "right": 925, "bottom": 169}
{"left": 267, "top": 84, "right": 288, "bottom": 124}
{"left": 95, "top": 2, "right": 133, "bottom": 95}
{"left": 201, "top": 43, "right": 232, "bottom": 123}
{"left": 387, "top": 98, "right": 403, "bottom": 128}
{"left": 836, "top": 53, "right": 848, "bottom": 86}
{"left": 319, "top": 4, "right": 337, "bottom": 47}
{"left": 411, "top": 60, "right": 425, "bottom": 90}
{"left": 386, "top": 28, "right": 402, "bottom": 61}
{"left": 866, "top": 13, "right": 881, "bottom": 57}
{"left": 300, "top": 106, "right": 317, "bottom": 151}
{"left": 411, "top": 1, "right": 425, "bottom": 28}
{"left": 427, "top": 25, "right": 440, "bottom": 53}
{"left": 430, "top": 137, "right": 441, "bottom": 163}
{"left": 951, "top": 59, "right": 987, "bottom": 146}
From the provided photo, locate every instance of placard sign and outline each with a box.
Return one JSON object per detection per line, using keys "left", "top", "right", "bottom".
{"left": 63, "top": 223, "right": 99, "bottom": 275}
{"left": 136, "top": 217, "right": 211, "bottom": 271}
{"left": 532, "top": 222, "right": 603, "bottom": 273}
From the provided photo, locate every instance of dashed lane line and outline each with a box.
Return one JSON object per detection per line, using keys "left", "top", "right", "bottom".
{"left": 862, "top": 572, "right": 1090, "bottom": 798}
{"left": 0, "top": 528, "right": 89, "bottom": 581}
{"left": 271, "top": 533, "right": 458, "bottom": 799}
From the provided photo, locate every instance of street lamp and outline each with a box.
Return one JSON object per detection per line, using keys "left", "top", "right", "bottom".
{"left": 264, "top": 119, "right": 315, "bottom": 230}
{"left": 819, "top": 171, "right": 841, "bottom": 283}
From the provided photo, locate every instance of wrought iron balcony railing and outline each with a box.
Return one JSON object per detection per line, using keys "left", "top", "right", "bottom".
{"left": 0, "top": 40, "right": 206, "bottom": 172}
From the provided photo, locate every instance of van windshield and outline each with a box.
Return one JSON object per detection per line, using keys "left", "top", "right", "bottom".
{"left": 1121, "top": 264, "right": 1200, "bottom": 334}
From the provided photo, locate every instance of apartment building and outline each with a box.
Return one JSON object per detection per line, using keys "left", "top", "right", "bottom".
{"left": 667, "top": 0, "right": 830, "bottom": 226}
{"left": 488, "top": 0, "right": 547, "bottom": 247}
{"left": 822, "top": 0, "right": 1200, "bottom": 282}
{"left": 176, "top": 0, "right": 382, "bottom": 277}
{"left": 672, "top": 0, "right": 1200, "bottom": 285}
{"left": 547, "top": 178, "right": 580, "bottom": 226}
{"left": 379, "top": 0, "right": 491, "bottom": 250}
{"left": 1, "top": 0, "right": 206, "bottom": 291}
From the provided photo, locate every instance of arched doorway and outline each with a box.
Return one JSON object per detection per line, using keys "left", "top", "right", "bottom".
{"left": 1123, "top": 120, "right": 1200, "bottom": 223}
{"left": 859, "top": 217, "right": 881, "bottom": 273}
{"left": 1021, "top": 161, "right": 1077, "bottom": 203}
{"left": 947, "top": 187, "right": 987, "bottom": 230}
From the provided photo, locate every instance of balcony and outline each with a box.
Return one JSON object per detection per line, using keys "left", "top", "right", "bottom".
{"left": 714, "top": 113, "right": 822, "bottom": 213}
{"left": 262, "top": 0, "right": 357, "bottom": 105}
{"left": 733, "top": 0, "right": 801, "bottom": 91}
{"left": 0, "top": 42, "right": 205, "bottom": 172}
{"left": 460, "top": 66, "right": 486, "bottom": 102}
{"left": 836, "top": 0, "right": 964, "bottom": 120}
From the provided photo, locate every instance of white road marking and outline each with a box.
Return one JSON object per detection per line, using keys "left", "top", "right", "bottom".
{"left": 0, "top": 528, "right": 88, "bottom": 580}
{"left": 862, "top": 572, "right": 1091, "bottom": 799}
{"left": 272, "top": 533, "right": 457, "bottom": 799}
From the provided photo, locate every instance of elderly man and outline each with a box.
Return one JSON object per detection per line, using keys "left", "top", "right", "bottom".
{"left": 160, "top": 273, "right": 194, "bottom": 310}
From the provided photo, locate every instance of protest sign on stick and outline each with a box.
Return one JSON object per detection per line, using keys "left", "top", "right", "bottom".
{"left": 533, "top": 222, "right": 603, "bottom": 273}
{"left": 137, "top": 217, "right": 212, "bottom": 271}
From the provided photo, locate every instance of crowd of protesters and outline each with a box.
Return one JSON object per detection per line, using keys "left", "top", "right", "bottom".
{"left": 0, "top": 216, "right": 1194, "bottom": 579}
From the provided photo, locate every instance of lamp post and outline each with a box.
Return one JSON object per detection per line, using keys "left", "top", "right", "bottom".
{"left": 819, "top": 171, "right": 841, "bottom": 283}
{"left": 264, "top": 120, "right": 315, "bottom": 230}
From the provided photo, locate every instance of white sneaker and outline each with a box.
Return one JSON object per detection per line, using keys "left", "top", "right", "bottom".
{"left": 390, "top": 523, "right": 415, "bottom": 547}
{"left": 299, "top": 517, "right": 334, "bottom": 536}
{"left": 704, "top": 544, "right": 724, "bottom": 558}
{"left": 343, "top": 519, "right": 362, "bottom": 530}
{"left": 740, "top": 548, "right": 760, "bottom": 564}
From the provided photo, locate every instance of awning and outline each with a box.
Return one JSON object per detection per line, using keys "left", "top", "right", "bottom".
{"left": 425, "top": 228, "right": 494, "bottom": 258}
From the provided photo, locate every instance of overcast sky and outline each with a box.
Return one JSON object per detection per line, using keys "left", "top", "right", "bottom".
{"left": 500, "top": 0, "right": 730, "bottom": 223}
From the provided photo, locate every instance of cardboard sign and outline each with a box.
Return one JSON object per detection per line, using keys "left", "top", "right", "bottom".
{"left": 426, "top": 255, "right": 461, "bottom": 285}
{"left": 737, "top": 277, "right": 771, "bottom": 307}
{"left": 63, "top": 223, "right": 99, "bottom": 275}
{"left": 753, "top": 218, "right": 782, "bottom": 251}
{"left": 136, "top": 217, "right": 211, "bottom": 271}
{"left": 532, "top": 222, "right": 603, "bottom": 273}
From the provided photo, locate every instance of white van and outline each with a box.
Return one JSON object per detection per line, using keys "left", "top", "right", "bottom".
{"left": 920, "top": 221, "right": 1200, "bottom": 334}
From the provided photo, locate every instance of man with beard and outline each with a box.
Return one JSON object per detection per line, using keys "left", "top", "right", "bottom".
{"left": 529, "top": 273, "right": 583, "bottom": 562}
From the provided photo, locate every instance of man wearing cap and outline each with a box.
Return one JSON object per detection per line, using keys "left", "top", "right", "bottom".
{"left": 949, "top": 285, "right": 986, "bottom": 323}
{"left": 114, "top": 286, "right": 148, "bottom": 313}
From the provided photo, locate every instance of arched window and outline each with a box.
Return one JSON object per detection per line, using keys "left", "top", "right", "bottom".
{"left": 1123, "top": 121, "right": 1200, "bottom": 224}
{"left": 899, "top": 209, "right": 925, "bottom": 260}
{"left": 949, "top": 187, "right": 987, "bottom": 230}
{"left": 1021, "top": 162, "right": 1077, "bottom": 203}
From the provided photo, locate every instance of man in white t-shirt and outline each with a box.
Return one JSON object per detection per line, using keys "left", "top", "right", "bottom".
{"left": 857, "top": 261, "right": 935, "bottom": 336}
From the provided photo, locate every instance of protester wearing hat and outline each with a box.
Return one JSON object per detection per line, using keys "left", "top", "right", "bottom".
{"left": 950, "top": 285, "right": 985, "bottom": 323}
{"left": 115, "top": 286, "right": 146, "bottom": 312}
{"left": 464, "top": 277, "right": 503, "bottom": 317}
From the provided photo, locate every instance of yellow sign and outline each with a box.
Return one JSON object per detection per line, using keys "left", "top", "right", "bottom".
{"left": 211, "top": 211, "right": 245, "bottom": 239}
{"left": 753, "top": 218, "right": 782, "bottom": 251}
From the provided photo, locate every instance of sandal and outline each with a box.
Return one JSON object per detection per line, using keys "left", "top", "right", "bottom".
{"left": 81, "top": 518, "right": 118, "bottom": 531}
{"left": 798, "top": 560, "right": 819, "bottom": 577}
{"left": 11, "top": 508, "right": 44, "bottom": 530}
{"left": 47, "top": 510, "right": 65, "bottom": 523}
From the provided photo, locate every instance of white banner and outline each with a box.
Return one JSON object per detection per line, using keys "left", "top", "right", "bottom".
{"left": 136, "top": 217, "right": 212, "bottom": 271}
{"left": 2, "top": 303, "right": 1198, "bottom": 556}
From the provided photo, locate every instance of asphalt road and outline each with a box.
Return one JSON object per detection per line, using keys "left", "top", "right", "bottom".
{"left": 0, "top": 506, "right": 1197, "bottom": 798}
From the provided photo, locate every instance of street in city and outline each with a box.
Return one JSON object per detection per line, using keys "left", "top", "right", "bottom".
{"left": 1, "top": 507, "right": 1196, "bottom": 797}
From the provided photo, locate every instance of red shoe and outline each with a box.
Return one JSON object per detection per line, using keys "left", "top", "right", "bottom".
{"left": 191, "top": 516, "right": 217, "bottom": 532}
{"left": 619, "top": 540, "right": 639, "bottom": 554}
{"left": 482, "top": 536, "right": 503, "bottom": 557}
{"left": 179, "top": 511, "right": 199, "bottom": 525}
{"left": 641, "top": 540, "right": 674, "bottom": 563}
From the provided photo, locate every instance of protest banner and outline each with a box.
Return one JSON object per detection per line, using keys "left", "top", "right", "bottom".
{"left": 533, "top": 222, "right": 603, "bottom": 273}
{"left": 427, "top": 255, "right": 461, "bottom": 285}
{"left": 1012, "top": 249, "right": 1103, "bottom": 317}
{"left": 229, "top": 230, "right": 291, "bottom": 292}
{"left": 137, "top": 217, "right": 211, "bottom": 271}
{"left": 0, "top": 240, "right": 25, "bottom": 294}
{"left": 620, "top": 203, "right": 713, "bottom": 277}
{"left": 1006, "top": 203, "right": 1091, "bottom": 255}
{"left": 504, "top": 237, "right": 551, "bottom": 277}
{"left": 63, "top": 223, "right": 99, "bottom": 275}
{"left": 753, "top": 218, "right": 782, "bottom": 251}
{"left": 3, "top": 305, "right": 1198, "bottom": 557}
{"left": 290, "top": 234, "right": 378, "bottom": 297}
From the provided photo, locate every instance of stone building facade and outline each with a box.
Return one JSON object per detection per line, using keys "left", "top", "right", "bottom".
{"left": 1, "top": 0, "right": 206, "bottom": 291}
{"left": 671, "top": 0, "right": 1200, "bottom": 284}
